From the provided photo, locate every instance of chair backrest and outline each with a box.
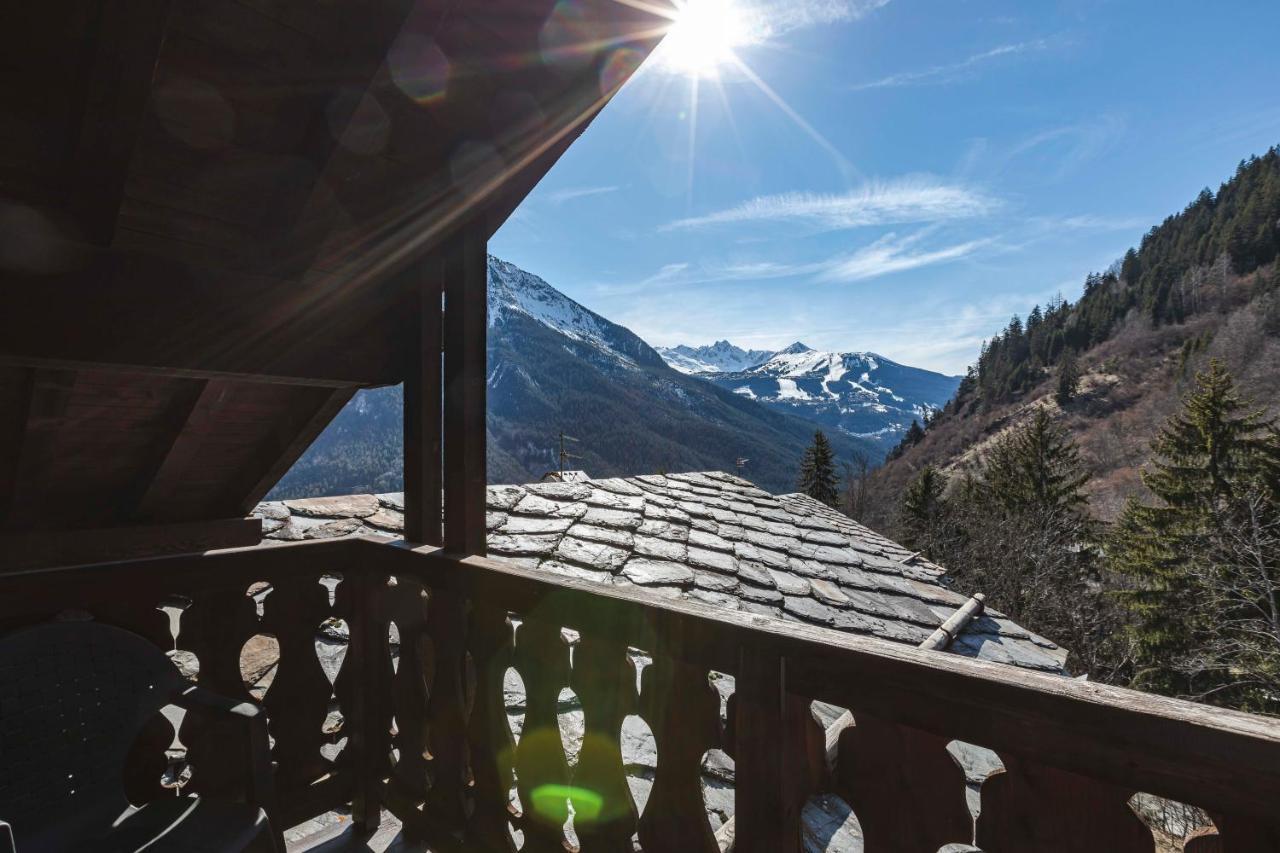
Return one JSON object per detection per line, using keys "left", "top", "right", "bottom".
{"left": 0, "top": 621, "right": 182, "bottom": 848}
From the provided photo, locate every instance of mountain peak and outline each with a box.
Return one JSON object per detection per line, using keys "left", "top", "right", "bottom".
{"left": 778, "top": 341, "right": 812, "bottom": 354}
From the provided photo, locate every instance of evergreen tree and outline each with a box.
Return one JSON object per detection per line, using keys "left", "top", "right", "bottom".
{"left": 899, "top": 465, "right": 948, "bottom": 555}
{"left": 797, "top": 430, "right": 839, "bottom": 507}
{"left": 981, "top": 409, "right": 1089, "bottom": 516}
{"left": 1055, "top": 352, "right": 1082, "bottom": 407}
{"left": 1110, "top": 361, "right": 1280, "bottom": 700}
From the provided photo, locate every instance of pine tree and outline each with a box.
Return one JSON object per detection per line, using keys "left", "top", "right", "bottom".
{"left": 797, "top": 430, "right": 839, "bottom": 507}
{"left": 899, "top": 465, "right": 948, "bottom": 556}
{"left": 1055, "top": 352, "right": 1081, "bottom": 407}
{"left": 1110, "top": 361, "right": 1280, "bottom": 699}
{"left": 981, "top": 408, "right": 1089, "bottom": 517}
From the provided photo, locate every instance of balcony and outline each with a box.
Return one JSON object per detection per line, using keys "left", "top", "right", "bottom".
{"left": 3, "top": 533, "right": 1278, "bottom": 852}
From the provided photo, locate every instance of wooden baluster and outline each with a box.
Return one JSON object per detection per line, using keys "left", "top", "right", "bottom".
{"left": 180, "top": 583, "right": 261, "bottom": 799}
{"left": 733, "top": 648, "right": 796, "bottom": 853}
{"left": 1186, "top": 815, "right": 1280, "bottom": 852}
{"left": 261, "top": 573, "right": 334, "bottom": 792}
{"left": 637, "top": 650, "right": 722, "bottom": 853}
{"left": 383, "top": 576, "right": 432, "bottom": 818}
{"left": 340, "top": 570, "right": 393, "bottom": 830}
{"left": 466, "top": 600, "right": 518, "bottom": 852}
{"left": 422, "top": 587, "right": 471, "bottom": 837}
{"left": 513, "top": 617, "right": 573, "bottom": 853}
{"left": 834, "top": 714, "right": 972, "bottom": 852}
{"left": 977, "top": 754, "right": 1154, "bottom": 852}
{"left": 571, "top": 630, "right": 639, "bottom": 853}
{"left": 120, "top": 592, "right": 186, "bottom": 805}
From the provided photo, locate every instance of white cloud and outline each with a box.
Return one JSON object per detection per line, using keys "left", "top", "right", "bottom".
{"left": 662, "top": 177, "right": 997, "bottom": 231}
{"left": 546, "top": 185, "right": 621, "bottom": 204}
{"left": 818, "top": 232, "right": 992, "bottom": 282}
{"left": 850, "top": 39, "right": 1052, "bottom": 90}
{"left": 753, "top": 0, "right": 892, "bottom": 39}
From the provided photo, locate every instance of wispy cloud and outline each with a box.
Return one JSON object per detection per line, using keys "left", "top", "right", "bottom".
{"left": 753, "top": 0, "right": 892, "bottom": 39}
{"left": 850, "top": 38, "right": 1052, "bottom": 90}
{"left": 546, "top": 185, "right": 621, "bottom": 205}
{"left": 818, "top": 231, "right": 992, "bottom": 282}
{"left": 662, "top": 177, "right": 997, "bottom": 231}
{"left": 597, "top": 229, "right": 992, "bottom": 296}
{"left": 1006, "top": 114, "right": 1126, "bottom": 180}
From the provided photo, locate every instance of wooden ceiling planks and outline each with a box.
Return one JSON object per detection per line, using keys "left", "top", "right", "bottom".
{"left": 1, "top": 0, "right": 673, "bottom": 544}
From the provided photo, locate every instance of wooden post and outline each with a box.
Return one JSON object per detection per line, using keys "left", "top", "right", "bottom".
{"left": 403, "top": 260, "right": 444, "bottom": 546}
{"left": 735, "top": 647, "right": 801, "bottom": 853}
{"left": 442, "top": 230, "right": 487, "bottom": 556}
{"left": 348, "top": 567, "right": 387, "bottom": 833}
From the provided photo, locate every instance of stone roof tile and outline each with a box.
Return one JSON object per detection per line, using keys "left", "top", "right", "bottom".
{"left": 258, "top": 474, "right": 1069, "bottom": 674}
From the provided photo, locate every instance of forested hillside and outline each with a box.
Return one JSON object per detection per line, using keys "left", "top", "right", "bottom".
{"left": 868, "top": 147, "right": 1280, "bottom": 529}
{"left": 862, "top": 147, "right": 1280, "bottom": 711}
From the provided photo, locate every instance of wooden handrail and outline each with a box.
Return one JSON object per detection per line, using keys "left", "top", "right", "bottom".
{"left": 371, "top": 537, "right": 1280, "bottom": 825}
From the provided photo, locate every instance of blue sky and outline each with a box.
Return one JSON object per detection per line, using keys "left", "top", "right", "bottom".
{"left": 491, "top": 0, "right": 1280, "bottom": 374}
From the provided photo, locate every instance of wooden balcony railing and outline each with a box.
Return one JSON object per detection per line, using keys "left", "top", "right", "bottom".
{"left": 3, "top": 535, "right": 1279, "bottom": 852}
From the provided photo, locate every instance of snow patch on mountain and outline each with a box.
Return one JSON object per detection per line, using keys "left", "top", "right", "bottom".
{"left": 691, "top": 342, "right": 962, "bottom": 449}
{"left": 656, "top": 340, "right": 775, "bottom": 374}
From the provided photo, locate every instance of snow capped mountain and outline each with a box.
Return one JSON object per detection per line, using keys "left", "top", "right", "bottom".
{"left": 656, "top": 340, "right": 775, "bottom": 374}
{"left": 487, "top": 255, "right": 661, "bottom": 369}
{"left": 701, "top": 342, "right": 962, "bottom": 450}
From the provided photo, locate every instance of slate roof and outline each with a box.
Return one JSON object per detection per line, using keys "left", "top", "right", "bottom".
{"left": 255, "top": 470, "right": 1066, "bottom": 672}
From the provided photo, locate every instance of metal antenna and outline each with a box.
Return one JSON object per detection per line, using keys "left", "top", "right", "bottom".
{"left": 558, "top": 431, "right": 581, "bottom": 473}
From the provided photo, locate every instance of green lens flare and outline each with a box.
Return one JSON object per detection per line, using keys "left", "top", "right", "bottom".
{"left": 530, "top": 784, "right": 605, "bottom": 822}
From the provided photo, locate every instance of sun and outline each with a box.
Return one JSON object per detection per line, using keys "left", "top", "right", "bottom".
{"left": 659, "top": 0, "right": 753, "bottom": 78}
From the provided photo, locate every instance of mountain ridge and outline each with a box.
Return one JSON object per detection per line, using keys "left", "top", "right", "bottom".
{"left": 270, "top": 256, "right": 879, "bottom": 498}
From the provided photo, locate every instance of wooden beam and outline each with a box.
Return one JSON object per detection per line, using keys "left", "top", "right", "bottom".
{"left": 133, "top": 379, "right": 233, "bottom": 520}
{"left": 65, "top": 0, "right": 174, "bottom": 244}
{"left": 0, "top": 254, "right": 405, "bottom": 387}
{"left": 233, "top": 386, "right": 358, "bottom": 513}
{"left": 4, "top": 368, "right": 77, "bottom": 528}
{"left": 403, "top": 258, "right": 444, "bottom": 546}
{"left": 441, "top": 233, "right": 487, "bottom": 556}
{"left": 0, "top": 517, "right": 262, "bottom": 572}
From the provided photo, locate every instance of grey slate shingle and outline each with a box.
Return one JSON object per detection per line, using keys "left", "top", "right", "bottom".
{"left": 258, "top": 471, "right": 1067, "bottom": 673}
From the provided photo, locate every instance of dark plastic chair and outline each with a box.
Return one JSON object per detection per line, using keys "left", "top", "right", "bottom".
{"left": 0, "top": 621, "right": 282, "bottom": 853}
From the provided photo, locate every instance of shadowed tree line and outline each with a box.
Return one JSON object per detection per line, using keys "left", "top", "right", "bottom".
{"left": 890, "top": 363, "right": 1280, "bottom": 714}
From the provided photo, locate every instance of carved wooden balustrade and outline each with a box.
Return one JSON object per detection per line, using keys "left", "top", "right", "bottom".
{"left": 3, "top": 535, "right": 1280, "bottom": 852}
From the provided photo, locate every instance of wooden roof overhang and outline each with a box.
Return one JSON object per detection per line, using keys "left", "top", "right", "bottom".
{"left": 0, "top": 0, "right": 672, "bottom": 563}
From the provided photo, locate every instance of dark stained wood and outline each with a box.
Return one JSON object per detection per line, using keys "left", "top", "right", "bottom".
{"left": 976, "top": 754, "right": 1153, "bottom": 852}
{"left": 65, "top": 0, "right": 174, "bottom": 244}
{"left": 133, "top": 379, "right": 233, "bottom": 518}
{"left": 512, "top": 616, "right": 572, "bottom": 853}
{"left": 383, "top": 576, "right": 432, "bottom": 816}
{"left": 403, "top": 260, "right": 444, "bottom": 546}
{"left": 835, "top": 715, "right": 973, "bottom": 852}
{"left": 233, "top": 385, "right": 356, "bottom": 512}
{"left": 733, "top": 648, "right": 796, "bottom": 853}
{"left": 571, "top": 630, "right": 638, "bottom": 852}
{"left": 4, "top": 368, "right": 76, "bottom": 528}
{"left": 1206, "top": 816, "right": 1280, "bottom": 852}
{"left": 345, "top": 569, "right": 391, "bottom": 832}
{"left": 0, "top": 366, "right": 34, "bottom": 522}
{"left": 381, "top": 543, "right": 1280, "bottom": 824}
{"left": 261, "top": 571, "right": 336, "bottom": 792}
{"left": 442, "top": 232, "right": 488, "bottom": 556}
{"left": 637, "top": 651, "right": 721, "bottom": 853}
{"left": 0, "top": 517, "right": 262, "bottom": 571}
{"left": 465, "top": 600, "right": 519, "bottom": 852}
{"left": 0, "top": 257, "right": 406, "bottom": 387}
{"left": 420, "top": 588, "right": 471, "bottom": 835}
